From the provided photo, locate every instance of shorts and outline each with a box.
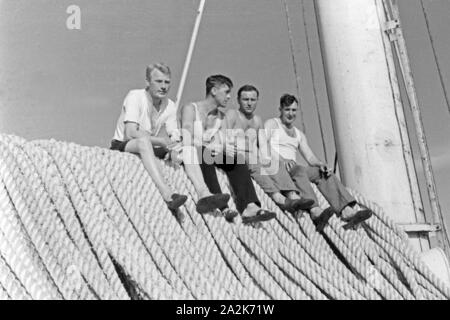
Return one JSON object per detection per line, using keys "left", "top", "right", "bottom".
{"left": 110, "top": 139, "right": 168, "bottom": 159}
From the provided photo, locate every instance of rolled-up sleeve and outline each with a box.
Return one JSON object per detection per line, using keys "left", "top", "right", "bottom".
{"left": 122, "top": 91, "right": 141, "bottom": 124}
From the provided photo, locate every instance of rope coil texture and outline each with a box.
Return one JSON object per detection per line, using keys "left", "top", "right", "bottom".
{"left": 0, "top": 134, "right": 448, "bottom": 300}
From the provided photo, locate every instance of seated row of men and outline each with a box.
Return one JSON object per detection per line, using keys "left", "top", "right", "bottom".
{"left": 110, "top": 63, "right": 372, "bottom": 230}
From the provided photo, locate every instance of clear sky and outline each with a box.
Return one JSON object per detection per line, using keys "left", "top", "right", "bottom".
{"left": 0, "top": 0, "right": 449, "bottom": 229}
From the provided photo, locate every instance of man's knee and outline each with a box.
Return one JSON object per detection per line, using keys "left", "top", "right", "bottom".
{"left": 289, "top": 165, "right": 307, "bottom": 178}
{"left": 136, "top": 137, "right": 152, "bottom": 154}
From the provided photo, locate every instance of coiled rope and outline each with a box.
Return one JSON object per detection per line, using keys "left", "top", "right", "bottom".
{"left": 0, "top": 133, "right": 448, "bottom": 300}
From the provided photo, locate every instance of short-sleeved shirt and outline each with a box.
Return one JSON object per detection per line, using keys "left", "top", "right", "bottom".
{"left": 112, "top": 89, "right": 180, "bottom": 142}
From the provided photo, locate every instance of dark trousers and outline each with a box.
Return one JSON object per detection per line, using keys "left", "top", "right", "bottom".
{"left": 199, "top": 147, "right": 260, "bottom": 213}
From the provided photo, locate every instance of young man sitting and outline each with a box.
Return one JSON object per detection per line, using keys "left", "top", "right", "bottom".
{"left": 110, "top": 63, "right": 228, "bottom": 213}
{"left": 224, "top": 84, "right": 314, "bottom": 215}
{"left": 264, "top": 94, "right": 373, "bottom": 231}
{"left": 180, "top": 75, "right": 276, "bottom": 224}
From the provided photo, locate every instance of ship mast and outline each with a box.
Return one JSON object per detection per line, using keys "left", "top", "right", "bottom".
{"left": 314, "top": 0, "right": 432, "bottom": 251}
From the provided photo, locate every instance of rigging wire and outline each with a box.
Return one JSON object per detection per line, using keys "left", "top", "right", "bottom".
{"left": 419, "top": 0, "right": 450, "bottom": 117}
{"left": 300, "top": 0, "right": 329, "bottom": 164}
{"left": 281, "top": 0, "right": 306, "bottom": 132}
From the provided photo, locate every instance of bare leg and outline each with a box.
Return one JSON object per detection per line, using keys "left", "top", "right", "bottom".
{"left": 270, "top": 192, "right": 286, "bottom": 205}
{"left": 125, "top": 137, "right": 174, "bottom": 202}
{"left": 242, "top": 202, "right": 260, "bottom": 217}
{"left": 182, "top": 147, "right": 211, "bottom": 198}
{"left": 310, "top": 207, "right": 323, "bottom": 220}
{"left": 285, "top": 191, "right": 300, "bottom": 200}
{"left": 341, "top": 203, "right": 363, "bottom": 220}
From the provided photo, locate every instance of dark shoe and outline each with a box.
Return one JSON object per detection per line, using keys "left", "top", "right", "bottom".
{"left": 242, "top": 209, "right": 276, "bottom": 225}
{"left": 166, "top": 194, "right": 188, "bottom": 211}
{"left": 196, "top": 193, "right": 230, "bottom": 214}
{"left": 222, "top": 208, "right": 239, "bottom": 223}
{"left": 343, "top": 209, "right": 373, "bottom": 230}
{"left": 312, "top": 207, "right": 335, "bottom": 232}
{"left": 172, "top": 209, "right": 186, "bottom": 223}
{"left": 281, "top": 198, "right": 315, "bottom": 214}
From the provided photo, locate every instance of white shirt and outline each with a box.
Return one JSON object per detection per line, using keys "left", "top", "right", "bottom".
{"left": 265, "top": 118, "right": 304, "bottom": 161}
{"left": 112, "top": 89, "right": 180, "bottom": 141}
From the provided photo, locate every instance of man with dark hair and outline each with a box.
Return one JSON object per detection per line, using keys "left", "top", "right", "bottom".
{"left": 224, "top": 85, "right": 314, "bottom": 214}
{"left": 180, "top": 75, "right": 276, "bottom": 224}
{"left": 264, "top": 94, "right": 373, "bottom": 230}
{"left": 110, "top": 64, "right": 228, "bottom": 213}
{"left": 206, "top": 75, "right": 234, "bottom": 97}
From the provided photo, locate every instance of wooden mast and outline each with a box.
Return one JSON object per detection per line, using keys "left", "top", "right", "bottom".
{"left": 313, "top": 0, "right": 429, "bottom": 251}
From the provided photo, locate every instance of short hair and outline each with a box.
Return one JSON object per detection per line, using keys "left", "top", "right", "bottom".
{"left": 206, "top": 75, "right": 233, "bottom": 96}
{"left": 237, "top": 85, "right": 259, "bottom": 99}
{"left": 146, "top": 63, "right": 171, "bottom": 81}
{"left": 280, "top": 94, "right": 298, "bottom": 108}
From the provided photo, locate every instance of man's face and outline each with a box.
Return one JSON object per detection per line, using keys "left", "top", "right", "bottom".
{"left": 280, "top": 102, "right": 298, "bottom": 126}
{"left": 147, "top": 69, "right": 171, "bottom": 100}
{"left": 213, "top": 84, "right": 232, "bottom": 107}
{"left": 238, "top": 90, "right": 258, "bottom": 117}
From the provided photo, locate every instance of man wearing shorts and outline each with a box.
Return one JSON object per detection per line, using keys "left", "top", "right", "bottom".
{"left": 111, "top": 63, "right": 228, "bottom": 213}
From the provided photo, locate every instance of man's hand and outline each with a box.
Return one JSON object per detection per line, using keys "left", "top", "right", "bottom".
{"left": 167, "top": 141, "right": 182, "bottom": 152}
{"left": 166, "top": 142, "right": 183, "bottom": 165}
{"left": 285, "top": 160, "right": 297, "bottom": 173}
{"left": 259, "top": 154, "right": 272, "bottom": 166}
{"left": 206, "top": 143, "right": 224, "bottom": 157}
{"left": 224, "top": 141, "right": 237, "bottom": 158}
{"left": 155, "top": 136, "right": 173, "bottom": 150}
{"left": 319, "top": 165, "right": 332, "bottom": 178}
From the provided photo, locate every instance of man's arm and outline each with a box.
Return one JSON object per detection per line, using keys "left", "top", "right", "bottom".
{"left": 263, "top": 118, "right": 277, "bottom": 140}
{"left": 297, "top": 131, "right": 331, "bottom": 176}
{"left": 124, "top": 121, "right": 150, "bottom": 140}
{"left": 180, "top": 103, "right": 197, "bottom": 146}
{"left": 122, "top": 91, "right": 170, "bottom": 147}
{"left": 297, "top": 131, "right": 325, "bottom": 167}
{"left": 224, "top": 109, "right": 238, "bottom": 129}
{"left": 124, "top": 122, "right": 170, "bottom": 148}
{"left": 165, "top": 103, "right": 181, "bottom": 142}
{"left": 255, "top": 116, "right": 270, "bottom": 162}
{"left": 223, "top": 108, "right": 239, "bottom": 144}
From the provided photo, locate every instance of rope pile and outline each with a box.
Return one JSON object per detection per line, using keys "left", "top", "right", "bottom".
{"left": 0, "top": 133, "right": 449, "bottom": 300}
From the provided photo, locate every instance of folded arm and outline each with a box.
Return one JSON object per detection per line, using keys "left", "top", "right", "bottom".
{"left": 124, "top": 122, "right": 171, "bottom": 148}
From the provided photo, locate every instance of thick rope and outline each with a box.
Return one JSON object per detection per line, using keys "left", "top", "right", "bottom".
{"left": 0, "top": 179, "right": 58, "bottom": 299}
{"left": 27, "top": 141, "right": 119, "bottom": 299}
{"left": 0, "top": 134, "right": 449, "bottom": 300}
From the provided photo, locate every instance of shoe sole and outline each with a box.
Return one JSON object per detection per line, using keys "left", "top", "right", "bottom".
{"left": 343, "top": 209, "right": 373, "bottom": 230}
{"left": 313, "top": 208, "right": 334, "bottom": 232}
{"left": 293, "top": 199, "right": 315, "bottom": 210}
{"left": 196, "top": 194, "right": 230, "bottom": 214}
{"left": 167, "top": 195, "right": 188, "bottom": 211}
{"left": 242, "top": 211, "right": 276, "bottom": 224}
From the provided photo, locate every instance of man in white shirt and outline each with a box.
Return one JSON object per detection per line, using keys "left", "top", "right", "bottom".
{"left": 110, "top": 63, "right": 228, "bottom": 213}
{"left": 264, "top": 94, "right": 372, "bottom": 231}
